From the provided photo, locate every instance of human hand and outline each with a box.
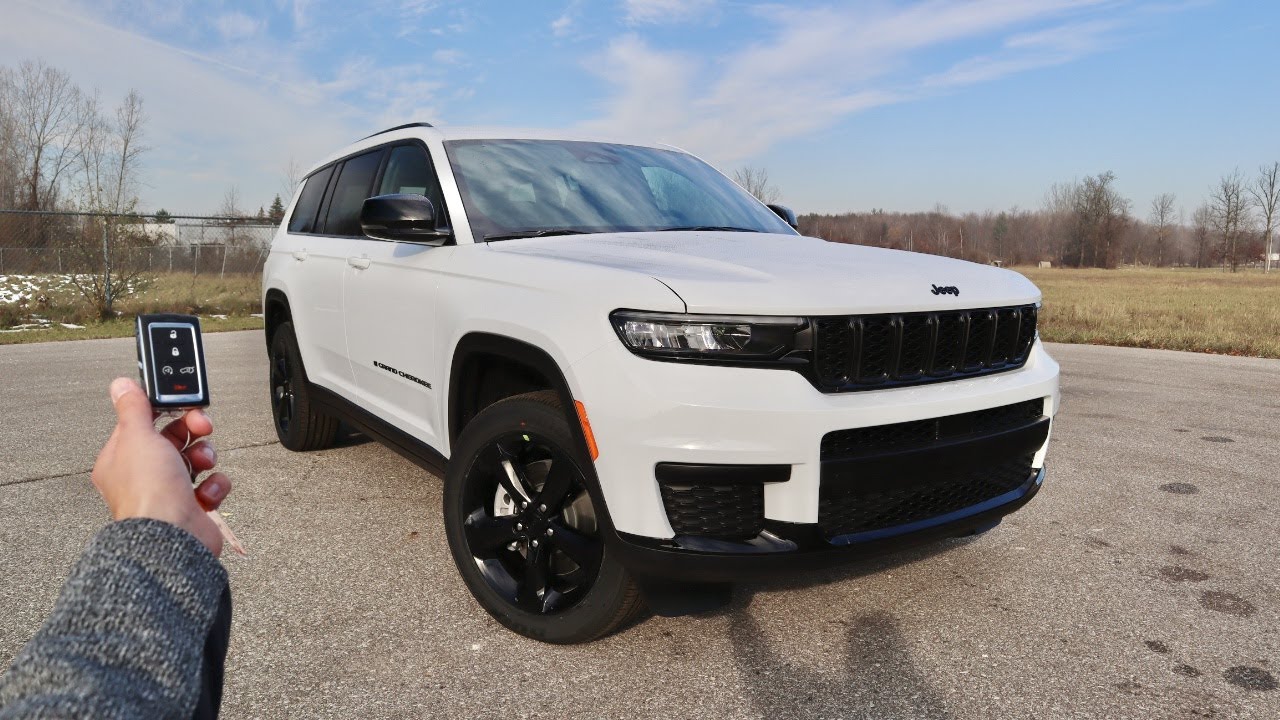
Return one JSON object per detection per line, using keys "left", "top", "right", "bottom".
{"left": 91, "top": 377, "right": 232, "bottom": 556}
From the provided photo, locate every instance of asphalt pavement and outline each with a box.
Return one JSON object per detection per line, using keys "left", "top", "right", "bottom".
{"left": 1, "top": 332, "right": 1277, "bottom": 719}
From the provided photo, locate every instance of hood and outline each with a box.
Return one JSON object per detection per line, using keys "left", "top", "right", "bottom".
{"left": 488, "top": 232, "right": 1040, "bottom": 315}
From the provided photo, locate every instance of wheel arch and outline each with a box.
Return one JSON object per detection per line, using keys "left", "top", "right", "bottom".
{"left": 446, "top": 331, "right": 623, "bottom": 563}
{"left": 264, "top": 288, "right": 291, "bottom": 352}
{"left": 448, "top": 332, "right": 580, "bottom": 448}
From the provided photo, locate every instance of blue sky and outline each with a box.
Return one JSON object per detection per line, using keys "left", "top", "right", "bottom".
{"left": 2, "top": 0, "right": 1275, "bottom": 219}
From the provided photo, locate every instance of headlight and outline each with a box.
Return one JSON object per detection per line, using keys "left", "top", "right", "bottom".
{"left": 609, "top": 310, "right": 807, "bottom": 361}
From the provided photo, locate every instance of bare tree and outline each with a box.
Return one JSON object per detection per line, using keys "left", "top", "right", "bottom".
{"left": 108, "top": 90, "right": 147, "bottom": 214}
{"left": 219, "top": 185, "right": 249, "bottom": 246}
{"left": 732, "top": 166, "right": 781, "bottom": 204}
{"left": 64, "top": 89, "right": 150, "bottom": 316}
{"left": 1249, "top": 161, "right": 1279, "bottom": 273}
{"left": 8, "top": 60, "right": 85, "bottom": 212}
{"left": 1191, "top": 204, "right": 1212, "bottom": 268}
{"left": 281, "top": 156, "right": 304, "bottom": 203}
{"left": 1209, "top": 171, "right": 1252, "bottom": 272}
{"left": 1147, "top": 193, "right": 1176, "bottom": 267}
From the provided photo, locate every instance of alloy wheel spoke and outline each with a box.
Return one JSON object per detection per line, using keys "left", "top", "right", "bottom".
{"left": 494, "top": 443, "right": 534, "bottom": 504}
{"left": 536, "top": 459, "right": 575, "bottom": 512}
{"left": 464, "top": 514, "right": 519, "bottom": 558}
{"left": 546, "top": 522, "right": 601, "bottom": 576}
{"left": 515, "top": 541, "right": 552, "bottom": 612}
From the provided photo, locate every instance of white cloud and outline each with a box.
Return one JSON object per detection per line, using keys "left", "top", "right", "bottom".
{"left": 551, "top": 13, "right": 574, "bottom": 36}
{"left": 432, "top": 48, "right": 464, "bottom": 65}
{"left": 1, "top": 2, "right": 370, "bottom": 211}
{"left": 623, "top": 0, "right": 716, "bottom": 25}
{"left": 214, "top": 11, "right": 265, "bottom": 41}
{"left": 585, "top": 0, "right": 1125, "bottom": 165}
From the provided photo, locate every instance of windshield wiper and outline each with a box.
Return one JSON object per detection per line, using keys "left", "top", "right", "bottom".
{"left": 657, "top": 226, "right": 760, "bottom": 233}
{"left": 483, "top": 229, "right": 592, "bottom": 242}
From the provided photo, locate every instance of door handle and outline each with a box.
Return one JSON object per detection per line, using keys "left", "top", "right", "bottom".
{"left": 347, "top": 256, "right": 371, "bottom": 270}
{"left": 292, "top": 250, "right": 308, "bottom": 261}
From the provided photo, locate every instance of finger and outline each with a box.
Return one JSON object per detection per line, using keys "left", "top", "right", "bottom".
{"left": 183, "top": 441, "right": 218, "bottom": 474}
{"left": 195, "top": 472, "right": 231, "bottom": 511}
{"left": 109, "top": 378, "right": 153, "bottom": 432}
{"left": 160, "top": 410, "right": 213, "bottom": 451}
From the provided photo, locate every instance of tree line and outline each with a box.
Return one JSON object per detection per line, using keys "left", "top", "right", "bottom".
{"left": 793, "top": 165, "right": 1279, "bottom": 272}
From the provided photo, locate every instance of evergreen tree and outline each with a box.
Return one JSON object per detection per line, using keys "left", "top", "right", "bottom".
{"left": 268, "top": 194, "right": 286, "bottom": 223}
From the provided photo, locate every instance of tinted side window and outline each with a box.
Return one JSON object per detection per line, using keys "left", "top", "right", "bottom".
{"left": 287, "top": 165, "right": 334, "bottom": 233}
{"left": 378, "top": 145, "right": 446, "bottom": 221}
{"left": 321, "top": 150, "right": 384, "bottom": 236}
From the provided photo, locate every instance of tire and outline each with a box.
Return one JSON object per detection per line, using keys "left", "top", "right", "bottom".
{"left": 443, "top": 391, "right": 644, "bottom": 643}
{"left": 269, "top": 322, "right": 339, "bottom": 451}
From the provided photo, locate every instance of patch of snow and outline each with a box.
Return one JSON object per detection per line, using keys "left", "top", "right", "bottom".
{"left": 60, "top": 323, "right": 85, "bottom": 329}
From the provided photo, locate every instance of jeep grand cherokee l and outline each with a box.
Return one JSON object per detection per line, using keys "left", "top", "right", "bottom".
{"left": 261, "top": 122, "right": 1060, "bottom": 643}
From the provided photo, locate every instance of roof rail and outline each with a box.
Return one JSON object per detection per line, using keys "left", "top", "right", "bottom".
{"left": 359, "top": 122, "right": 434, "bottom": 141}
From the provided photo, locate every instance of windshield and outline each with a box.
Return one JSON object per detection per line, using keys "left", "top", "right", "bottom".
{"left": 443, "top": 139, "right": 796, "bottom": 241}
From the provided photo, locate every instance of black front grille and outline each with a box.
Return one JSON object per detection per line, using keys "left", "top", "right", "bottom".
{"left": 821, "top": 399, "right": 1045, "bottom": 461}
{"left": 812, "top": 305, "right": 1037, "bottom": 391}
{"left": 659, "top": 481, "right": 764, "bottom": 541}
{"left": 818, "top": 454, "right": 1035, "bottom": 539}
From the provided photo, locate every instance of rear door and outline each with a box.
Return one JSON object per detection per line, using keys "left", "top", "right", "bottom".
{"left": 342, "top": 142, "right": 451, "bottom": 448}
{"left": 275, "top": 163, "right": 358, "bottom": 394}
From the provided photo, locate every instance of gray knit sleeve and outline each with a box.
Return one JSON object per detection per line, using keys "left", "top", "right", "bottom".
{"left": 0, "top": 518, "right": 230, "bottom": 719}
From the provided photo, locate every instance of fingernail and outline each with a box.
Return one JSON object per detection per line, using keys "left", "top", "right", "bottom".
{"left": 203, "top": 476, "right": 226, "bottom": 500}
{"left": 109, "top": 377, "right": 133, "bottom": 402}
{"left": 201, "top": 444, "right": 217, "bottom": 463}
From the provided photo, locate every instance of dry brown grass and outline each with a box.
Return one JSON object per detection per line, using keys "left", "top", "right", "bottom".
{"left": 0, "top": 273, "right": 262, "bottom": 345}
{"left": 1022, "top": 266, "right": 1280, "bottom": 358}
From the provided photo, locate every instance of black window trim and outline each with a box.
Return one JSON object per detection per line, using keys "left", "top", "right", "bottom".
{"left": 286, "top": 139, "right": 450, "bottom": 243}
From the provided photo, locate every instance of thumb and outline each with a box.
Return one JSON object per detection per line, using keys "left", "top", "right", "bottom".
{"left": 110, "top": 377, "right": 153, "bottom": 431}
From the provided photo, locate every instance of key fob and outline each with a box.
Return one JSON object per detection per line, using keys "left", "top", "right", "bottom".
{"left": 135, "top": 314, "right": 211, "bottom": 410}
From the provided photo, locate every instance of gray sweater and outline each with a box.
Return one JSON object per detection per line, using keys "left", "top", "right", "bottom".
{"left": 0, "top": 518, "right": 231, "bottom": 719}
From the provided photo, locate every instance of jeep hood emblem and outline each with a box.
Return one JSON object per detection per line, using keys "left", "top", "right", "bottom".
{"left": 931, "top": 284, "right": 959, "bottom": 296}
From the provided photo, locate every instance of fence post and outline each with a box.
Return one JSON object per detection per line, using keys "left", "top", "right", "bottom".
{"left": 0, "top": 247, "right": 4, "bottom": 274}
{"left": 220, "top": 244, "right": 228, "bottom": 279}
{"left": 195, "top": 244, "right": 200, "bottom": 276}
{"left": 102, "top": 219, "right": 113, "bottom": 311}
{"left": 57, "top": 248, "right": 62, "bottom": 274}
{"left": 168, "top": 246, "right": 173, "bottom": 273}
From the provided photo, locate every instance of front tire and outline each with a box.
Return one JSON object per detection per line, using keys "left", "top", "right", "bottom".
{"left": 443, "top": 391, "right": 643, "bottom": 643}
{"left": 269, "top": 322, "right": 339, "bottom": 451}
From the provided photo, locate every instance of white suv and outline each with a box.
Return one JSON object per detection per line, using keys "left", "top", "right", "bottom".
{"left": 262, "top": 123, "right": 1060, "bottom": 643}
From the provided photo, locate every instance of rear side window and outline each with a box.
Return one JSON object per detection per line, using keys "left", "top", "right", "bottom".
{"left": 322, "top": 150, "right": 385, "bottom": 236}
{"left": 378, "top": 145, "right": 446, "bottom": 221}
{"left": 287, "top": 165, "right": 334, "bottom": 234}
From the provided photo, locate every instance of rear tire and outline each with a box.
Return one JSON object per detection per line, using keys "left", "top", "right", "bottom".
{"left": 269, "top": 322, "right": 339, "bottom": 451}
{"left": 443, "top": 391, "right": 644, "bottom": 643}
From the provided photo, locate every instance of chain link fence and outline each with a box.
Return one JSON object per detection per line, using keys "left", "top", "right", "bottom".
{"left": 0, "top": 209, "right": 275, "bottom": 278}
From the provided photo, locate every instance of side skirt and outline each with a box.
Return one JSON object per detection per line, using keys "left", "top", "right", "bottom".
{"left": 308, "top": 383, "right": 449, "bottom": 477}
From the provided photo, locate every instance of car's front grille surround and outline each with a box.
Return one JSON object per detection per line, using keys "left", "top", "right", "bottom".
{"left": 812, "top": 305, "right": 1037, "bottom": 392}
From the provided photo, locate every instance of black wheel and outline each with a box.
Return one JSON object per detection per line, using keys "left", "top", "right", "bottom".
{"left": 269, "top": 322, "right": 339, "bottom": 451}
{"left": 444, "top": 391, "right": 644, "bottom": 643}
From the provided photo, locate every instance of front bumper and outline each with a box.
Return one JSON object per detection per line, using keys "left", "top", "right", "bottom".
{"left": 611, "top": 466, "right": 1043, "bottom": 583}
{"left": 568, "top": 338, "right": 1060, "bottom": 545}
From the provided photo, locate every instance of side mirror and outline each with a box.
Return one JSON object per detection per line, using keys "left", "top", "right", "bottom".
{"left": 767, "top": 203, "right": 798, "bottom": 230}
{"left": 360, "top": 194, "right": 452, "bottom": 244}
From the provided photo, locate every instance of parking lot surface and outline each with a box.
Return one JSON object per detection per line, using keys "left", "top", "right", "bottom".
{"left": 1, "top": 332, "right": 1277, "bottom": 718}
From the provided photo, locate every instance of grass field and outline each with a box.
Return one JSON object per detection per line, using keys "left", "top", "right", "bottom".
{"left": 2, "top": 267, "right": 1278, "bottom": 358}
{"left": 1022, "top": 266, "right": 1280, "bottom": 359}
{"left": 0, "top": 273, "right": 262, "bottom": 345}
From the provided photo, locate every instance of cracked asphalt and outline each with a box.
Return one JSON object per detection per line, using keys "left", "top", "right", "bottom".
{"left": 1, "top": 331, "right": 1277, "bottom": 718}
